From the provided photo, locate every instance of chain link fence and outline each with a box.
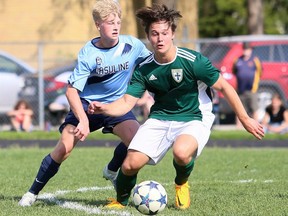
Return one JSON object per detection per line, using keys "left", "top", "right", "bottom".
{"left": 1, "top": 35, "right": 288, "bottom": 130}
{"left": 200, "top": 35, "right": 288, "bottom": 124}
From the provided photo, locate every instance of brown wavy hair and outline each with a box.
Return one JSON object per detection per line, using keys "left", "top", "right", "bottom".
{"left": 136, "top": 4, "right": 182, "bottom": 35}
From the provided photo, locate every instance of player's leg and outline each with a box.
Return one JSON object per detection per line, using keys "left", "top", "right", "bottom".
{"left": 172, "top": 120, "right": 212, "bottom": 210}
{"left": 173, "top": 135, "right": 197, "bottom": 184}
{"left": 106, "top": 119, "right": 170, "bottom": 208}
{"left": 102, "top": 142, "right": 126, "bottom": 188}
{"left": 105, "top": 150, "right": 149, "bottom": 208}
{"left": 18, "top": 124, "right": 79, "bottom": 207}
{"left": 113, "top": 119, "right": 139, "bottom": 145}
{"left": 102, "top": 114, "right": 139, "bottom": 186}
{"left": 109, "top": 119, "right": 139, "bottom": 170}
{"left": 36, "top": 124, "right": 78, "bottom": 187}
{"left": 173, "top": 134, "right": 197, "bottom": 210}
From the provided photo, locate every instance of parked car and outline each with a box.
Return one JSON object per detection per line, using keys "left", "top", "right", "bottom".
{"left": 20, "top": 60, "right": 76, "bottom": 125}
{"left": 0, "top": 50, "right": 36, "bottom": 123}
{"left": 201, "top": 35, "right": 288, "bottom": 124}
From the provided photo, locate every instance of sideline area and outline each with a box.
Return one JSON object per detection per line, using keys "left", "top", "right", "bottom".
{"left": 0, "top": 138, "right": 287, "bottom": 148}
{"left": 1, "top": 124, "right": 287, "bottom": 148}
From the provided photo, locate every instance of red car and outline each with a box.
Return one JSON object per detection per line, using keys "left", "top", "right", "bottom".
{"left": 201, "top": 35, "right": 288, "bottom": 124}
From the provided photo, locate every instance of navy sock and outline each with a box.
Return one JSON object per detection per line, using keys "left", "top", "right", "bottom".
{"left": 29, "top": 154, "right": 60, "bottom": 195}
{"left": 107, "top": 142, "right": 127, "bottom": 172}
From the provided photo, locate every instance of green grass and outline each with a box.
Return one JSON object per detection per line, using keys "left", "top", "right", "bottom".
{"left": 0, "top": 147, "right": 287, "bottom": 216}
{"left": 0, "top": 129, "right": 287, "bottom": 140}
{"left": 0, "top": 130, "right": 117, "bottom": 140}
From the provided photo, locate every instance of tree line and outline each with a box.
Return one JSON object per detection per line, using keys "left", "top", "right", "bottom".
{"left": 48, "top": 0, "right": 288, "bottom": 39}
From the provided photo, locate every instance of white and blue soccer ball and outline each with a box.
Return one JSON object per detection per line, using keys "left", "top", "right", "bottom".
{"left": 132, "top": 180, "right": 167, "bottom": 215}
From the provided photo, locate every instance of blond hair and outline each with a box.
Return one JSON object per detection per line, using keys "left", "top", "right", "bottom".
{"left": 92, "top": 0, "right": 121, "bottom": 23}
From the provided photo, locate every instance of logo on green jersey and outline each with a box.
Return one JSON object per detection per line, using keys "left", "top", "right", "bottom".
{"left": 171, "top": 69, "right": 183, "bottom": 83}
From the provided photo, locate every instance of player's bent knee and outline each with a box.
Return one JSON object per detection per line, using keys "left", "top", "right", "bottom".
{"left": 122, "top": 158, "right": 145, "bottom": 175}
{"left": 122, "top": 161, "right": 140, "bottom": 174}
{"left": 174, "top": 155, "right": 191, "bottom": 165}
{"left": 122, "top": 150, "right": 149, "bottom": 175}
{"left": 173, "top": 150, "right": 196, "bottom": 165}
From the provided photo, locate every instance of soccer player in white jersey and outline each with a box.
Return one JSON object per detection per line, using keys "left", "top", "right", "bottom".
{"left": 18, "top": 0, "right": 150, "bottom": 207}
{"left": 88, "top": 4, "right": 265, "bottom": 210}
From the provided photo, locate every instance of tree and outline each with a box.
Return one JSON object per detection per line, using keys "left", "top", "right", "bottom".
{"left": 132, "top": 0, "right": 149, "bottom": 39}
{"left": 247, "top": 0, "right": 263, "bottom": 34}
{"left": 176, "top": 0, "right": 198, "bottom": 48}
{"left": 199, "top": 0, "right": 247, "bottom": 37}
{"left": 151, "top": 0, "right": 199, "bottom": 48}
{"left": 199, "top": 0, "right": 287, "bottom": 37}
{"left": 123, "top": 0, "right": 199, "bottom": 49}
{"left": 119, "top": 0, "right": 138, "bottom": 36}
{"left": 264, "top": 0, "right": 288, "bottom": 34}
{"left": 152, "top": 0, "right": 175, "bottom": 8}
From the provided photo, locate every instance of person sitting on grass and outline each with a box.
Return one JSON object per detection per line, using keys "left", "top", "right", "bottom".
{"left": 261, "top": 94, "right": 288, "bottom": 134}
{"left": 6, "top": 99, "right": 34, "bottom": 132}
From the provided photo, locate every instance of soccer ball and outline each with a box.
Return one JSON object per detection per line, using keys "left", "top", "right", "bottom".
{"left": 132, "top": 180, "right": 167, "bottom": 215}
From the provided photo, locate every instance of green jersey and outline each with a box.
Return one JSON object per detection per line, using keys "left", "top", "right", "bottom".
{"left": 126, "top": 47, "right": 220, "bottom": 122}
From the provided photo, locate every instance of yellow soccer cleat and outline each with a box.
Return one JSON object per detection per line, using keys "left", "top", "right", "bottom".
{"left": 105, "top": 198, "right": 125, "bottom": 209}
{"left": 175, "top": 182, "right": 190, "bottom": 210}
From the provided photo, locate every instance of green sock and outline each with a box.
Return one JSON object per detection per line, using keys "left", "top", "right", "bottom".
{"left": 116, "top": 169, "right": 137, "bottom": 205}
{"left": 173, "top": 159, "right": 195, "bottom": 185}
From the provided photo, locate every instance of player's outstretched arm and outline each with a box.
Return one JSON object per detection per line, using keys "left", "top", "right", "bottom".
{"left": 88, "top": 94, "right": 138, "bottom": 117}
{"left": 212, "top": 75, "right": 265, "bottom": 140}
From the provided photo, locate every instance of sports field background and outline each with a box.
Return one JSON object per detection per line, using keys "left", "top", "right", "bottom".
{"left": 0, "top": 129, "right": 287, "bottom": 215}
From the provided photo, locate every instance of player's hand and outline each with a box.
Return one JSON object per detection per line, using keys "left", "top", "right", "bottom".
{"left": 88, "top": 101, "right": 104, "bottom": 114}
{"left": 73, "top": 121, "right": 90, "bottom": 141}
{"left": 241, "top": 118, "right": 265, "bottom": 140}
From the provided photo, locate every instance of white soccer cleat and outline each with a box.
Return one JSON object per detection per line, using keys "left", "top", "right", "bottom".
{"left": 102, "top": 165, "right": 118, "bottom": 190}
{"left": 18, "top": 192, "right": 37, "bottom": 207}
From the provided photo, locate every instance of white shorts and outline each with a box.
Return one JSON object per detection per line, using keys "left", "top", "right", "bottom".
{"left": 128, "top": 117, "right": 214, "bottom": 165}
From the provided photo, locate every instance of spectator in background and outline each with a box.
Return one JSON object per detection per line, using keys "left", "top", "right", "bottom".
{"left": 7, "top": 99, "right": 34, "bottom": 132}
{"left": 261, "top": 94, "right": 288, "bottom": 134}
{"left": 232, "top": 42, "right": 262, "bottom": 127}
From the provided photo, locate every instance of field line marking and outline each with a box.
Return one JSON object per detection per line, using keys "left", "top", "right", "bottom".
{"left": 231, "top": 179, "right": 274, "bottom": 183}
{"left": 36, "top": 180, "right": 274, "bottom": 214}
{"left": 38, "top": 186, "right": 132, "bottom": 216}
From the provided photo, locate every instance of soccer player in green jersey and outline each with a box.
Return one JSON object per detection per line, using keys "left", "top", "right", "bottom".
{"left": 88, "top": 4, "right": 265, "bottom": 210}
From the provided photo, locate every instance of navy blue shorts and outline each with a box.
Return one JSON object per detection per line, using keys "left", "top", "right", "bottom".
{"left": 59, "top": 99, "right": 137, "bottom": 134}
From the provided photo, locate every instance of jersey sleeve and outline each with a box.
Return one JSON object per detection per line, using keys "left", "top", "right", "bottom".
{"left": 68, "top": 49, "right": 90, "bottom": 92}
{"left": 126, "top": 66, "right": 146, "bottom": 98}
{"left": 133, "top": 37, "right": 151, "bottom": 65}
{"left": 193, "top": 54, "right": 220, "bottom": 87}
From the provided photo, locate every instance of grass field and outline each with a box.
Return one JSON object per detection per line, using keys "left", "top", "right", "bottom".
{"left": 0, "top": 146, "right": 287, "bottom": 216}
{"left": 1, "top": 129, "right": 288, "bottom": 140}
